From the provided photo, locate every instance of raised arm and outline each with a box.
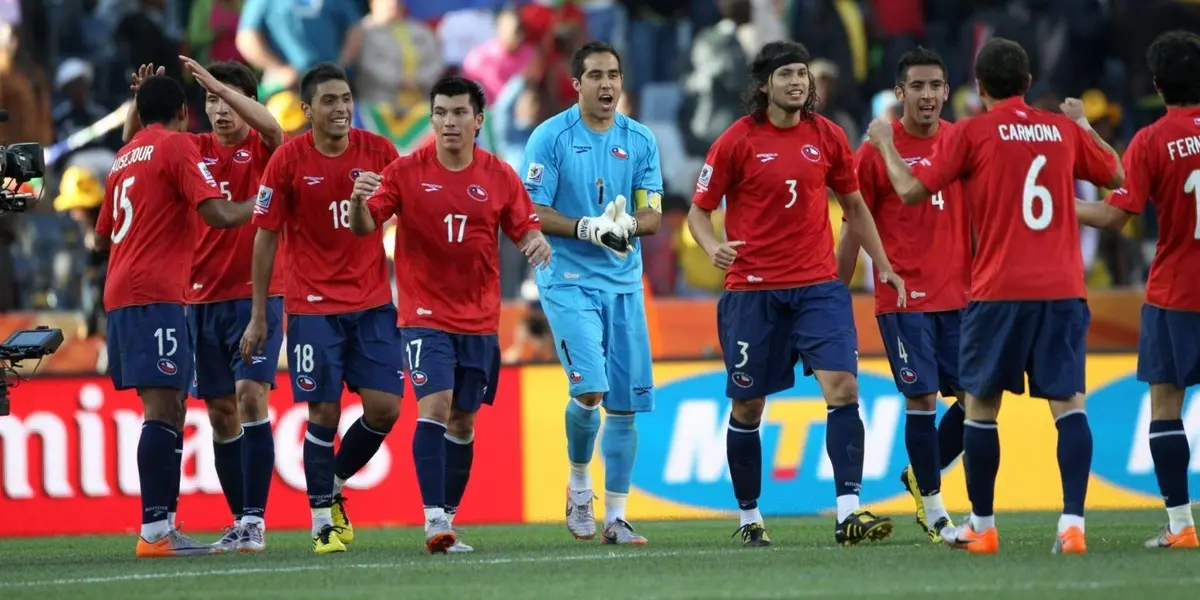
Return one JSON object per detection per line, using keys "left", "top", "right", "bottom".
{"left": 181, "top": 55, "right": 286, "bottom": 150}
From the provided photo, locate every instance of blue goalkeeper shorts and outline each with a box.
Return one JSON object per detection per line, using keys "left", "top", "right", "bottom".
{"left": 539, "top": 285, "right": 655, "bottom": 413}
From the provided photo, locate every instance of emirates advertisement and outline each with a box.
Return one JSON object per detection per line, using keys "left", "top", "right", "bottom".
{"left": 0, "top": 372, "right": 525, "bottom": 537}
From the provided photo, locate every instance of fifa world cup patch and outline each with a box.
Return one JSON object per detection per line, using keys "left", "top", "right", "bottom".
{"left": 255, "top": 185, "right": 273, "bottom": 214}
{"left": 698, "top": 164, "right": 713, "bottom": 187}
{"left": 526, "top": 162, "right": 545, "bottom": 185}
{"left": 197, "top": 162, "right": 217, "bottom": 187}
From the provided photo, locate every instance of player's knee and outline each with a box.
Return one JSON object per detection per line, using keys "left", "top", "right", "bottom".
{"left": 416, "top": 391, "right": 453, "bottom": 424}
{"left": 1150, "top": 383, "right": 1186, "bottom": 420}
{"left": 731, "top": 397, "right": 766, "bottom": 425}
{"left": 905, "top": 394, "right": 938, "bottom": 413}
{"left": 965, "top": 393, "right": 1001, "bottom": 421}
{"left": 575, "top": 392, "right": 604, "bottom": 408}
{"left": 359, "top": 389, "right": 401, "bottom": 430}
{"left": 821, "top": 373, "right": 859, "bottom": 407}
{"left": 235, "top": 380, "right": 270, "bottom": 422}
{"left": 308, "top": 401, "right": 341, "bottom": 429}
{"left": 446, "top": 408, "right": 477, "bottom": 441}
{"left": 1047, "top": 394, "right": 1086, "bottom": 420}
{"left": 139, "top": 389, "right": 181, "bottom": 423}
{"left": 206, "top": 396, "right": 241, "bottom": 439}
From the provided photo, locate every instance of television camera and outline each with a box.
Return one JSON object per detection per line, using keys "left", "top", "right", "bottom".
{"left": 0, "top": 110, "right": 47, "bottom": 215}
{"left": 0, "top": 327, "right": 65, "bottom": 416}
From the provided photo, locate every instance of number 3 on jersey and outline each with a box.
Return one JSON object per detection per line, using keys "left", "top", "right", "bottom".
{"left": 1023, "top": 155, "right": 1052, "bottom": 231}
{"left": 112, "top": 177, "right": 136, "bottom": 243}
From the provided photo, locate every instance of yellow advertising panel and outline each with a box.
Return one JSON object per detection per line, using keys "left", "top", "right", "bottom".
{"left": 522, "top": 356, "right": 1181, "bottom": 523}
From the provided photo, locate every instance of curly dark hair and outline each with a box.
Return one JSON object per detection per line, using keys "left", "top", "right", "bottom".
{"left": 974, "top": 38, "right": 1030, "bottom": 100}
{"left": 743, "top": 41, "right": 819, "bottom": 122}
{"left": 1147, "top": 30, "right": 1200, "bottom": 106}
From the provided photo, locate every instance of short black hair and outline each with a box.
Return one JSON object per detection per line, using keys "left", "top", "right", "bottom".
{"left": 300, "top": 62, "right": 350, "bottom": 105}
{"left": 896, "top": 46, "right": 947, "bottom": 86}
{"left": 571, "top": 41, "right": 621, "bottom": 80}
{"left": 207, "top": 61, "right": 258, "bottom": 99}
{"left": 974, "top": 38, "right": 1030, "bottom": 100}
{"left": 1148, "top": 30, "right": 1200, "bottom": 106}
{"left": 136, "top": 75, "right": 187, "bottom": 126}
{"left": 744, "top": 40, "right": 817, "bottom": 122}
{"left": 429, "top": 76, "right": 487, "bottom": 115}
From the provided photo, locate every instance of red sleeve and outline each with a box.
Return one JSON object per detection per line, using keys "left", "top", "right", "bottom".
{"left": 911, "top": 118, "right": 970, "bottom": 195}
{"left": 252, "top": 148, "right": 292, "bottom": 232}
{"left": 853, "top": 143, "right": 880, "bottom": 213}
{"left": 1073, "top": 121, "right": 1119, "bottom": 187}
{"left": 1107, "top": 128, "right": 1151, "bottom": 215}
{"left": 367, "top": 161, "right": 403, "bottom": 225}
{"left": 824, "top": 123, "right": 858, "bottom": 195}
{"left": 96, "top": 179, "right": 114, "bottom": 238}
{"left": 693, "top": 127, "right": 740, "bottom": 210}
{"left": 500, "top": 167, "right": 542, "bottom": 244}
{"left": 170, "top": 136, "right": 220, "bottom": 208}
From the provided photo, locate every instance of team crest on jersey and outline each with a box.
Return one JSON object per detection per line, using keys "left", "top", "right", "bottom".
{"left": 731, "top": 372, "right": 754, "bottom": 388}
{"left": 157, "top": 359, "right": 178, "bottom": 376}
{"left": 411, "top": 370, "right": 428, "bottom": 386}
{"left": 610, "top": 146, "right": 628, "bottom": 160}
{"left": 899, "top": 367, "right": 918, "bottom": 384}
{"left": 801, "top": 145, "right": 822, "bottom": 163}
{"left": 568, "top": 370, "right": 583, "bottom": 384}
{"left": 232, "top": 149, "right": 252, "bottom": 164}
{"left": 467, "top": 184, "right": 488, "bottom": 202}
{"left": 296, "top": 375, "right": 317, "bottom": 392}
{"left": 526, "top": 162, "right": 545, "bottom": 184}
{"left": 349, "top": 168, "right": 363, "bottom": 181}
{"left": 197, "top": 162, "right": 217, "bottom": 187}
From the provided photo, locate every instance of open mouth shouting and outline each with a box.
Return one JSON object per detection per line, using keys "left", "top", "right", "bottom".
{"left": 598, "top": 92, "right": 614, "bottom": 110}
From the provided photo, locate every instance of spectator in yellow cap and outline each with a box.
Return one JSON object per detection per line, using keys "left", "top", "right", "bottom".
{"left": 54, "top": 163, "right": 109, "bottom": 338}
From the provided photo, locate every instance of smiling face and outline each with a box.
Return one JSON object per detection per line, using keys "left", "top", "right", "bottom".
{"left": 574, "top": 51, "right": 623, "bottom": 122}
{"left": 897, "top": 64, "right": 948, "bottom": 127}
{"left": 762, "top": 62, "right": 809, "bottom": 114}
{"left": 303, "top": 78, "right": 353, "bottom": 139}
{"left": 431, "top": 93, "right": 482, "bottom": 153}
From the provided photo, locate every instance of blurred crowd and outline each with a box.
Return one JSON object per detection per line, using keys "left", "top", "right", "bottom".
{"left": 0, "top": 0, "right": 1195, "bottom": 321}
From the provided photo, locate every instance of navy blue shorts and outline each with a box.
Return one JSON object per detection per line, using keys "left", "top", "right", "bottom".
{"left": 877, "top": 310, "right": 962, "bottom": 399}
{"left": 187, "top": 297, "right": 284, "bottom": 400}
{"left": 1137, "top": 304, "right": 1200, "bottom": 389}
{"left": 286, "top": 304, "right": 406, "bottom": 402}
{"left": 959, "top": 299, "right": 1089, "bottom": 401}
{"left": 399, "top": 327, "right": 501, "bottom": 412}
{"left": 106, "top": 303, "right": 192, "bottom": 391}
{"left": 717, "top": 281, "right": 858, "bottom": 400}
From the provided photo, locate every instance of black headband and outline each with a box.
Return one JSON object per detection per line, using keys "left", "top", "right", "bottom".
{"left": 754, "top": 53, "right": 810, "bottom": 82}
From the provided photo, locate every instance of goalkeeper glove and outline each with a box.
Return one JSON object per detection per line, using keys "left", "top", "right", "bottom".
{"left": 575, "top": 209, "right": 630, "bottom": 259}
{"left": 611, "top": 194, "right": 638, "bottom": 238}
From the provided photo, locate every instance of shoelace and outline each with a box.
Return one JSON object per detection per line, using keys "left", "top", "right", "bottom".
{"left": 316, "top": 525, "right": 346, "bottom": 543}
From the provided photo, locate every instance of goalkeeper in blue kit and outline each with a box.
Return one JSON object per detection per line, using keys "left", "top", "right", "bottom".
{"left": 520, "top": 41, "right": 664, "bottom": 545}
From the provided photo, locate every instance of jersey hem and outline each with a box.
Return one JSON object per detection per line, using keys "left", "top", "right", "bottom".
{"left": 723, "top": 275, "right": 838, "bottom": 292}
{"left": 284, "top": 301, "right": 394, "bottom": 316}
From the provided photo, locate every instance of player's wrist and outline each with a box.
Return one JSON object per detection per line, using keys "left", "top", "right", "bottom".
{"left": 628, "top": 216, "right": 638, "bottom": 236}
{"left": 574, "top": 217, "right": 592, "bottom": 241}
{"left": 1075, "top": 116, "right": 1093, "bottom": 131}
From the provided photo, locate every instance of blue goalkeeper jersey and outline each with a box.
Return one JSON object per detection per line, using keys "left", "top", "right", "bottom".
{"left": 520, "top": 105, "right": 664, "bottom": 294}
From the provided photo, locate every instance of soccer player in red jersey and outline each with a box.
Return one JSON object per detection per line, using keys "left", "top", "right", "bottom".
{"left": 98, "top": 74, "right": 254, "bottom": 557}
{"left": 837, "top": 47, "right": 968, "bottom": 544}
{"left": 239, "top": 63, "right": 403, "bottom": 555}
{"left": 688, "top": 41, "right": 906, "bottom": 548}
{"left": 1076, "top": 30, "right": 1200, "bottom": 549}
{"left": 865, "top": 37, "right": 1124, "bottom": 554}
{"left": 349, "top": 76, "right": 550, "bottom": 553}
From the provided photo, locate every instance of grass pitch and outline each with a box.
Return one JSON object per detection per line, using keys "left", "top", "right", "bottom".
{"left": 1, "top": 510, "right": 1196, "bottom": 599}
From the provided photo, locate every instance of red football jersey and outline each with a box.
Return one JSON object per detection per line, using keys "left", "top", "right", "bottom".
{"left": 186, "top": 130, "right": 286, "bottom": 303}
{"left": 98, "top": 124, "right": 220, "bottom": 310}
{"left": 692, "top": 114, "right": 858, "bottom": 291}
{"left": 368, "top": 146, "right": 541, "bottom": 334}
{"left": 911, "top": 97, "right": 1117, "bottom": 301}
{"left": 253, "top": 129, "right": 398, "bottom": 315}
{"left": 1107, "top": 106, "right": 1200, "bottom": 311}
{"left": 856, "top": 119, "right": 970, "bottom": 314}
